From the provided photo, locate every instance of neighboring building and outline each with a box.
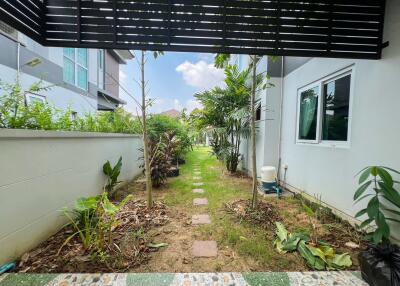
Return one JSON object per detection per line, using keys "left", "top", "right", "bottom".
{"left": 237, "top": 0, "right": 400, "bottom": 238}
{"left": 158, "top": 109, "right": 181, "bottom": 118}
{"left": 0, "top": 23, "right": 133, "bottom": 115}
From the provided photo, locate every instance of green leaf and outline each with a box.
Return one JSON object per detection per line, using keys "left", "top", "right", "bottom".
{"left": 380, "top": 166, "right": 400, "bottom": 175}
{"left": 376, "top": 211, "right": 390, "bottom": 239}
{"left": 329, "top": 253, "right": 352, "bottom": 270}
{"left": 379, "top": 182, "right": 400, "bottom": 208}
{"left": 373, "top": 229, "right": 383, "bottom": 244}
{"left": 297, "top": 241, "right": 326, "bottom": 270}
{"left": 308, "top": 245, "right": 328, "bottom": 263}
{"left": 355, "top": 208, "right": 367, "bottom": 218}
{"left": 354, "top": 180, "right": 372, "bottom": 200}
{"left": 282, "top": 236, "right": 301, "bottom": 252}
{"left": 366, "top": 196, "right": 379, "bottom": 218}
{"left": 103, "top": 161, "right": 112, "bottom": 176}
{"left": 377, "top": 167, "right": 393, "bottom": 187}
{"left": 275, "top": 222, "right": 288, "bottom": 242}
{"left": 358, "top": 167, "right": 372, "bottom": 184}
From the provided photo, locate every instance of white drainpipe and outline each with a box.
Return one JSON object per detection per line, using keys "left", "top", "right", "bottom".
{"left": 277, "top": 56, "right": 285, "bottom": 182}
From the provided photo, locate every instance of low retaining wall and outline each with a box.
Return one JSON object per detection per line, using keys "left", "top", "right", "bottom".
{"left": 0, "top": 129, "right": 143, "bottom": 264}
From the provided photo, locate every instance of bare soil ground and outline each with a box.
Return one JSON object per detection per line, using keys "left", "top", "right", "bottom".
{"left": 15, "top": 147, "right": 364, "bottom": 273}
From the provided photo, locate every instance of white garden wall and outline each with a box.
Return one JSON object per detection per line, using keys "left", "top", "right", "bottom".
{"left": 0, "top": 129, "right": 143, "bottom": 264}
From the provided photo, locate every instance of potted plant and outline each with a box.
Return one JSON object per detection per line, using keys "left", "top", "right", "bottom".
{"left": 354, "top": 166, "right": 400, "bottom": 285}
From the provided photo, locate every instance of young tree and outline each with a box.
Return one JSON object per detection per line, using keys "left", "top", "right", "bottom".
{"left": 250, "top": 55, "right": 258, "bottom": 208}
{"left": 213, "top": 53, "right": 274, "bottom": 208}
{"left": 137, "top": 50, "right": 163, "bottom": 208}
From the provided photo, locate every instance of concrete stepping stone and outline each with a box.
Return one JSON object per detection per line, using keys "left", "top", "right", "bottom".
{"left": 193, "top": 182, "right": 204, "bottom": 187}
{"left": 192, "top": 214, "right": 211, "bottom": 225}
{"left": 193, "top": 176, "right": 202, "bottom": 180}
{"left": 193, "top": 198, "right": 208, "bottom": 206}
{"left": 192, "top": 188, "right": 204, "bottom": 194}
{"left": 192, "top": 241, "right": 218, "bottom": 257}
{"left": 194, "top": 171, "right": 201, "bottom": 175}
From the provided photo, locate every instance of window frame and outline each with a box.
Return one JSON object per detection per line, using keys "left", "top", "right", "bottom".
{"left": 295, "top": 67, "right": 354, "bottom": 147}
{"left": 25, "top": 93, "right": 46, "bottom": 105}
{"left": 63, "top": 48, "right": 88, "bottom": 91}
{"left": 296, "top": 83, "right": 321, "bottom": 144}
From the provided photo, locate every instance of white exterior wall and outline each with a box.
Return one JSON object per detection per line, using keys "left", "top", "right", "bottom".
{"left": 0, "top": 35, "right": 100, "bottom": 114}
{"left": 238, "top": 59, "right": 282, "bottom": 177}
{"left": 279, "top": 0, "right": 400, "bottom": 222}
{"left": 0, "top": 64, "right": 97, "bottom": 115}
{"left": 0, "top": 129, "right": 143, "bottom": 264}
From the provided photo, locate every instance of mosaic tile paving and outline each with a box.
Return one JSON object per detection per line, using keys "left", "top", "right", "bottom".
{"left": 0, "top": 272, "right": 367, "bottom": 286}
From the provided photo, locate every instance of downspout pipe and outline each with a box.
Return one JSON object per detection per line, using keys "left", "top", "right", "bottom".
{"left": 277, "top": 56, "right": 284, "bottom": 183}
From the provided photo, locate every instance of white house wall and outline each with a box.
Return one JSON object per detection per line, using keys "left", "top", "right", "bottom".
{"left": 240, "top": 75, "right": 282, "bottom": 177}
{"left": 0, "top": 64, "right": 97, "bottom": 115}
{"left": 279, "top": 0, "right": 400, "bottom": 223}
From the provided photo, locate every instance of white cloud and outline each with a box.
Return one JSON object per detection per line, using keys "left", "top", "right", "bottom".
{"left": 176, "top": 60, "right": 225, "bottom": 90}
{"left": 173, "top": 99, "right": 183, "bottom": 111}
{"left": 186, "top": 99, "right": 202, "bottom": 112}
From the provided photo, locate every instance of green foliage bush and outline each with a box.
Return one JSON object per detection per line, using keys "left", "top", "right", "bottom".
{"left": 0, "top": 80, "right": 140, "bottom": 134}
{"left": 140, "top": 114, "right": 192, "bottom": 187}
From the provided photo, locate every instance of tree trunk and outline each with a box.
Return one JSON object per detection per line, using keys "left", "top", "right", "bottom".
{"left": 141, "top": 51, "right": 153, "bottom": 208}
{"left": 250, "top": 55, "right": 258, "bottom": 209}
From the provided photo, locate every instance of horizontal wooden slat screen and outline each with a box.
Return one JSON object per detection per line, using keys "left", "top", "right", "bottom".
{"left": 0, "top": 0, "right": 45, "bottom": 43}
{"left": 1, "top": 0, "right": 387, "bottom": 59}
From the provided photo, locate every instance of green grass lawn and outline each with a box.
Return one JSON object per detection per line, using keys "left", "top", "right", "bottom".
{"left": 162, "top": 146, "right": 307, "bottom": 271}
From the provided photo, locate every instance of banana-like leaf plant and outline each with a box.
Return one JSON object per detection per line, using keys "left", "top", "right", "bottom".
{"left": 103, "top": 156, "right": 122, "bottom": 196}
{"left": 274, "top": 222, "right": 352, "bottom": 270}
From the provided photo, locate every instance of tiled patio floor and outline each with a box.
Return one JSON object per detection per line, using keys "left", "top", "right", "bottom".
{"left": 0, "top": 271, "right": 367, "bottom": 286}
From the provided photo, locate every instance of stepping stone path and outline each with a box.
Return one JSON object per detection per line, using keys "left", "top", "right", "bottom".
{"left": 192, "top": 188, "right": 204, "bottom": 194}
{"left": 190, "top": 165, "right": 219, "bottom": 261}
{"left": 192, "top": 214, "right": 211, "bottom": 225}
{"left": 193, "top": 198, "right": 208, "bottom": 206}
{"left": 192, "top": 240, "right": 218, "bottom": 257}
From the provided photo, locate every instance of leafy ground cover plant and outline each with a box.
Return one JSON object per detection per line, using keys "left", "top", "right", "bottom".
{"left": 274, "top": 222, "right": 352, "bottom": 270}
{"left": 103, "top": 156, "right": 122, "bottom": 196}
{"left": 60, "top": 192, "right": 132, "bottom": 255}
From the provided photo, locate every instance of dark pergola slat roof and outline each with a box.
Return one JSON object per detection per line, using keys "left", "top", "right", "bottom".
{"left": 0, "top": 0, "right": 386, "bottom": 59}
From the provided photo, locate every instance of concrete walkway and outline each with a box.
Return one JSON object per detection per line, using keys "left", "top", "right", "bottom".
{"left": 0, "top": 271, "right": 367, "bottom": 285}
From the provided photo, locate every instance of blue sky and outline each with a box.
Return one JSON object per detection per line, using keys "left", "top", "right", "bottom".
{"left": 119, "top": 52, "right": 225, "bottom": 115}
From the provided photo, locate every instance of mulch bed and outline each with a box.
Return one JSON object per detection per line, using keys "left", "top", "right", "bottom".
{"left": 17, "top": 200, "right": 169, "bottom": 273}
{"left": 225, "top": 199, "right": 281, "bottom": 229}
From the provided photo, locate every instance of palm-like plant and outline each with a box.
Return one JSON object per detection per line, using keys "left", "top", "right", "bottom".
{"left": 195, "top": 64, "right": 261, "bottom": 173}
